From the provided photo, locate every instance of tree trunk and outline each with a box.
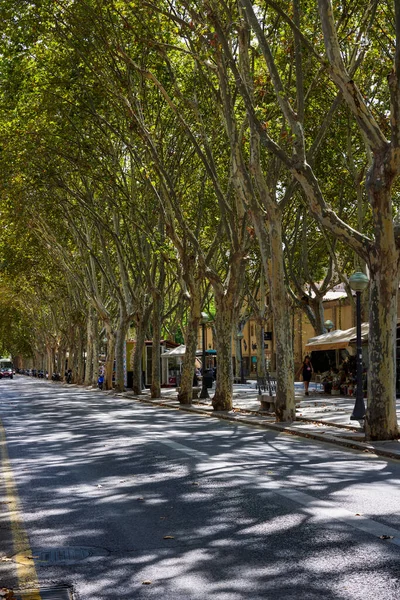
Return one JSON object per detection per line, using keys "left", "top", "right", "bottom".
{"left": 104, "top": 331, "right": 116, "bottom": 390}
{"left": 115, "top": 315, "right": 129, "bottom": 393}
{"left": 58, "top": 348, "right": 67, "bottom": 379}
{"left": 91, "top": 312, "right": 99, "bottom": 387}
{"left": 151, "top": 292, "right": 162, "bottom": 399}
{"left": 235, "top": 329, "right": 244, "bottom": 381}
{"left": 212, "top": 304, "right": 234, "bottom": 411}
{"left": 131, "top": 306, "right": 151, "bottom": 394}
{"left": 178, "top": 313, "right": 200, "bottom": 405}
{"left": 46, "top": 348, "right": 52, "bottom": 380}
{"left": 310, "top": 296, "right": 326, "bottom": 335}
{"left": 365, "top": 211, "right": 399, "bottom": 439}
{"left": 256, "top": 321, "right": 266, "bottom": 378}
{"left": 76, "top": 336, "right": 85, "bottom": 384}
{"left": 68, "top": 349, "right": 75, "bottom": 382}
{"left": 268, "top": 216, "right": 296, "bottom": 421}
{"left": 84, "top": 307, "right": 93, "bottom": 386}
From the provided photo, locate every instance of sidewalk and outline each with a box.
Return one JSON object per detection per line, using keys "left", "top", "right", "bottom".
{"left": 122, "top": 382, "right": 400, "bottom": 461}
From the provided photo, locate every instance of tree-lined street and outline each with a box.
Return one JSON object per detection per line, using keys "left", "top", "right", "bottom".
{"left": 2, "top": 2, "right": 400, "bottom": 595}
{"left": 1, "top": 0, "right": 400, "bottom": 440}
{"left": 1, "top": 377, "right": 400, "bottom": 599}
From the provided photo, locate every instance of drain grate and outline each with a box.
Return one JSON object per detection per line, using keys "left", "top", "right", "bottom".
{"left": 16, "top": 586, "right": 73, "bottom": 599}
{"left": 32, "top": 547, "right": 92, "bottom": 564}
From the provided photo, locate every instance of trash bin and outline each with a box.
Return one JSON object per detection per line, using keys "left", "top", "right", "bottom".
{"left": 203, "top": 370, "right": 213, "bottom": 389}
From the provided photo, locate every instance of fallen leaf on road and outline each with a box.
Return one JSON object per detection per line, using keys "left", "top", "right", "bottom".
{"left": 137, "top": 497, "right": 144, "bottom": 501}
{"left": 0, "top": 557, "right": 12, "bottom": 562}
{"left": 191, "top": 482, "right": 199, "bottom": 486}
{"left": 355, "top": 513, "right": 362, "bottom": 516}
{"left": 142, "top": 580, "right": 152, "bottom": 585}
{"left": 0, "top": 589, "right": 17, "bottom": 599}
{"left": 163, "top": 535, "right": 175, "bottom": 539}
{"left": 379, "top": 535, "right": 394, "bottom": 540}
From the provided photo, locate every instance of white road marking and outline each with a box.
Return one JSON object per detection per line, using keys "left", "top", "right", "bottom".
{"left": 158, "top": 439, "right": 208, "bottom": 459}
{"left": 157, "top": 438, "right": 400, "bottom": 548}
{"left": 274, "top": 487, "right": 400, "bottom": 547}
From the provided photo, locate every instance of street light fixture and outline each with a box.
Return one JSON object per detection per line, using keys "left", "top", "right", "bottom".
{"left": 324, "top": 319, "right": 334, "bottom": 332}
{"left": 200, "top": 312, "right": 209, "bottom": 399}
{"left": 237, "top": 331, "right": 245, "bottom": 384}
{"left": 349, "top": 271, "right": 369, "bottom": 421}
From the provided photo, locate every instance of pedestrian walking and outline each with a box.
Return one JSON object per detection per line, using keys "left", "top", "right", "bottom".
{"left": 298, "top": 355, "right": 313, "bottom": 396}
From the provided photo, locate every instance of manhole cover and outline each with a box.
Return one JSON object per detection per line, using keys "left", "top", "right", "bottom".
{"left": 13, "top": 546, "right": 108, "bottom": 565}
{"left": 15, "top": 586, "right": 72, "bottom": 599}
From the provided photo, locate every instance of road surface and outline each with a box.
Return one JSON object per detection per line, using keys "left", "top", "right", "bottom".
{"left": 0, "top": 377, "right": 400, "bottom": 599}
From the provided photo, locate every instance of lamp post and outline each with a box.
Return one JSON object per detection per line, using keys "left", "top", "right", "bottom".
{"left": 349, "top": 271, "right": 369, "bottom": 420}
{"left": 324, "top": 319, "right": 334, "bottom": 332}
{"left": 200, "top": 312, "right": 209, "bottom": 399}
{"left": 237, "top": 331, "right": 245, "bottom": 384}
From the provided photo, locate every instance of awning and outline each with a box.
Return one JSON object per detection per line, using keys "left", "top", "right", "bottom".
{"left": 162, "top": 345, "right": 217, "bottom": 358}
{"left": 161, "top": 344, "right": 187, "bottom": 357}
{"left": 161, "top": 345, "right": 203, "bottom": 369}
{"left": 305, "top": 323, "right": 369, "bottom": 351}
{"left": 196, "top": 348, "right": 216, "bottom": 356}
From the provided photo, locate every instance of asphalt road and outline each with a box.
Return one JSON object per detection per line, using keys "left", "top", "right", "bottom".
{"left": 1, "top": 377, "right": 400, "bottom": 599}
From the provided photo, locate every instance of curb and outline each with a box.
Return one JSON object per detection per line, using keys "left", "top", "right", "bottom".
{"left": 295, "top": 415, "right": 363, "bottom": 432}
{"left": 123, "top": 393, "right": 400, "bottom": 462}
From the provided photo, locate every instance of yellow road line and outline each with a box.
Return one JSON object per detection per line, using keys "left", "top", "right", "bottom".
{"left": 0, "top": 418, "right": 42, "bottom": 599}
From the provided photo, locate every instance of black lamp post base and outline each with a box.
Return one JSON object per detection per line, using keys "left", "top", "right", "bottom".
{"left": 350, "top": 400, "right": 366, "bottom": 421}
{"left": 350, "top": 413, "right": 365, "bottom": 421}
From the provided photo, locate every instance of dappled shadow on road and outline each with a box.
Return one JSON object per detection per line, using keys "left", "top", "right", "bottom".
{"left": 1, "top": 378, "right": 400, "bottom": 599}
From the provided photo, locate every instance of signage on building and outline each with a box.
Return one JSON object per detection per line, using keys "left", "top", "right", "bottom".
{"left": 264, "top": 331, "right": 273, "bottom": 341}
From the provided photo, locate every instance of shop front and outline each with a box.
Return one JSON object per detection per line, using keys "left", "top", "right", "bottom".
{"left": 305, "top": 324, "right": 369, "bottom": 396}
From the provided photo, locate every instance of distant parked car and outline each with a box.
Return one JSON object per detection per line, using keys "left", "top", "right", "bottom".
{"left": 0, "top": 367, "right": 13, "bottom": 379}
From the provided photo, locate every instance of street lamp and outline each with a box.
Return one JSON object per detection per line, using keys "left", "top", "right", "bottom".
{"left": 200, "top": 312, "right": 209, "bottom": 399}
{"left": 349, "top": 271, "right": 369, "bottom": 420}
{"left": 324, "top": 319, "right": 334, "bottom": 332}
{"left": 237, "top": 331, "right": 245, "bottom": 384}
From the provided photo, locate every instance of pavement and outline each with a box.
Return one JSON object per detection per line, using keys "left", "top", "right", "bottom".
{"left": 118, "top": 381, "right": 400, "bottom": 462}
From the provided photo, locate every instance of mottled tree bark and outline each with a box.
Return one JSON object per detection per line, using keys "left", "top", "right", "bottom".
{"left": 91, "top": 313, "right": 99, "bottom": 387}
{"left": 104, "top": 331, "right": 116, "bottom": 390}
{"left": 178, "top": 311, "right": 200, "bottom": 405}
{"left": 131, "top": 306, "right": 151, "bottom": 395}
{"left": 115, "top": 309, "right": 130, "bottom": 393}
{"left": 84, "top": 307, "right": 94, "bottom": 386}
{"left": 267, "top": 214, "right": 295, "bottom": 421}
{"left": 365, "top": 168, "right": 399, "bottom": 440}
{"left": 212, "top": 296, "right": 235, "bottom": 411}
{"left": 151, "top": 291, "right": 162, "bottom": 399}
